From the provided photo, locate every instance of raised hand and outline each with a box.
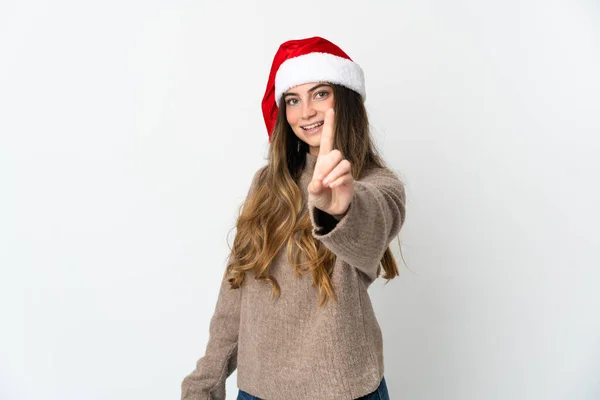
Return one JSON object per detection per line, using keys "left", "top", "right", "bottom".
{"left": 308, "top": 108, "right": 354, "bottom": 218}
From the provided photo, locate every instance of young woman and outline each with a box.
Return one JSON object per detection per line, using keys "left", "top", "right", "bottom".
{"left": 181, "top": 36, "right": 406, "bottom": 400}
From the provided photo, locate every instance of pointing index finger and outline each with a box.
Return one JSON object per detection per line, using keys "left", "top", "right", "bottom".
{"left": 319, "top": 108, "right": 335, "bottom": 156}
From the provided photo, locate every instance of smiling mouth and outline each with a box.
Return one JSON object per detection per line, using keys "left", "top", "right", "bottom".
{"left": 301, "top": 121, "right": 324, "bottom": 130}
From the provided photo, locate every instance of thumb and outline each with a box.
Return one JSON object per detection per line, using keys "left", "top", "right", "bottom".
{"left": 309, "top": 178, "right": 322, "bottom": 194}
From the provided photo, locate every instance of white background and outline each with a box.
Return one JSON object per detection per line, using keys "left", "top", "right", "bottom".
{"left": 1, "top": 1, "right": 599, "bottom": 399}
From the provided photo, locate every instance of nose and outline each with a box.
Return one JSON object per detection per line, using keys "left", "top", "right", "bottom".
{"left": 301, "top": 101, "right": 316, "bottom": 120}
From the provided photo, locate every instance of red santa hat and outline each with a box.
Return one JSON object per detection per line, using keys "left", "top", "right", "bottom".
{"left": 261, "top": 36, "right": 366, "bottom": 141}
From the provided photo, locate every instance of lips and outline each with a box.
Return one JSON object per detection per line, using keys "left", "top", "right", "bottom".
{"left": 301, "top": 121, "right": 324, "bottom": 130}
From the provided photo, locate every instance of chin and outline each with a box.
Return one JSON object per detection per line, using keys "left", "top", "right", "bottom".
{"left": 304, "top": 136, "right": 321, "bottom": 148}
{"left": 294, "top": 130, "right": 320, "bottom": 146}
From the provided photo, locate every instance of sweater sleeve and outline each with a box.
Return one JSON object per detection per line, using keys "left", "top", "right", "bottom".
{"left": 181, "top": 168, "right": 264, "bottom": 400}
{"left": 181, "top": 266, "right": 241, "bottom": 400}
{"left": 308, "top": 167, "right": 406, "bottom": 282}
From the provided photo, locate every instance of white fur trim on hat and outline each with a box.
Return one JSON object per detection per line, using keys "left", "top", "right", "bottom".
{"left": 274, "top": 52, "right": 366, "bottom": 107}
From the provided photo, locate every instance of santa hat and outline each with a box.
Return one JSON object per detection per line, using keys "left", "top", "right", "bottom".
{"left": 261, "top": 36, "right": 366, "bottom": 141}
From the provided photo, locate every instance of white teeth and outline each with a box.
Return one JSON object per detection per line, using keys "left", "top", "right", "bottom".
{"left": 302, "top": 121, "right": 323, "bottom": 130}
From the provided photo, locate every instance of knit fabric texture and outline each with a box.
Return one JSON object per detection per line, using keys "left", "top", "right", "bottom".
{"left": 181, "top": 151, "right": 406, "bottom": 400}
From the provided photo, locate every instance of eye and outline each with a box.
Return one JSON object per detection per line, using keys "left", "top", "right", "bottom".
{"left": 315, "top": 91, "right": 329, "bottom": 99}
{"left": 286, "top": 98, "right": 298, "bottom": 106}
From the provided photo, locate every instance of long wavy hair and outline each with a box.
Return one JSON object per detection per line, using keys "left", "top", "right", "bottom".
{"left": 224, "top": 83, "right": 405, "bottom": 307}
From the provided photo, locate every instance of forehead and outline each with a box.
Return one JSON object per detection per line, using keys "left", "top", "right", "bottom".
{"left": 285, "top": 81, "right": 331, "bottom": 93}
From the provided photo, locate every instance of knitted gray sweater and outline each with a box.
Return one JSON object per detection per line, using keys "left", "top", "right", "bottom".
{"left": 181, "top": 151, "right": 406, "bottom": 399}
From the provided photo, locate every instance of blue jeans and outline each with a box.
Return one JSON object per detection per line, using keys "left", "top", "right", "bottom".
{"left": 236, "top": 376, "right": 389, "bottom": 399}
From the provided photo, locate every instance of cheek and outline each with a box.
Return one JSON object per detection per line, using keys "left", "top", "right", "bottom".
{"left": 285, "top": 108, "right": 299, "bottom": 126}
{"left": 317, "top": 97, "right": 335, "bottom": 112}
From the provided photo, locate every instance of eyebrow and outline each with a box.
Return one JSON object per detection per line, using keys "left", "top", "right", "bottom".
{"left": 283, "top": 83, "right": 331, "bottom": 98}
